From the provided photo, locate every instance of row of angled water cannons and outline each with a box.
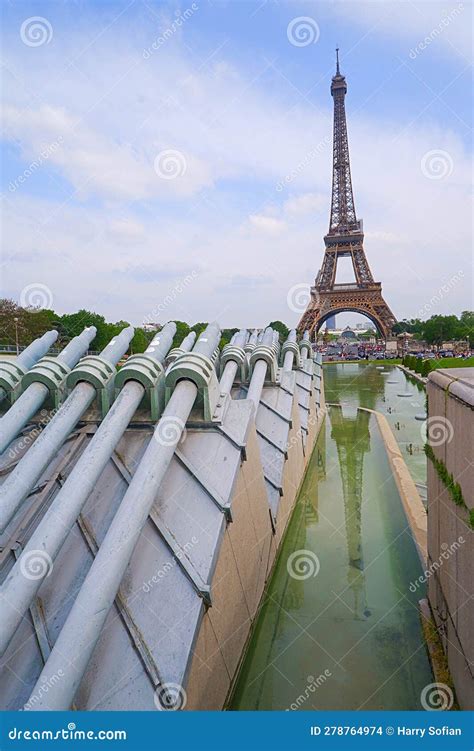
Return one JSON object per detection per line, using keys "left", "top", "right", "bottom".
{"left": 0, "top": 322, "right": 313, "bottom": 710}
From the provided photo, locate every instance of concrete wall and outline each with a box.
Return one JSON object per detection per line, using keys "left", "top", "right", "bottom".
{"left": 186, "top": 363, "right": 325, "bottom": 709}
{"left": 426, "top": 368, "right": 473, "bottom": 710}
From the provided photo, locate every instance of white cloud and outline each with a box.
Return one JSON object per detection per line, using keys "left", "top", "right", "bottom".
{"left": 323, "top": 0, "right": 471, "bottom": 61}
{"left": 249, "top": 214, "right": 288, "bottom": 234}
{"left": 3, "top": 104, "right": 214, "bottom": 201}
{"left": 1, "top": 13, "right": 472, "bottom": 328}
{"left": 284, "top": 192, "right": 327, "bottom": 217}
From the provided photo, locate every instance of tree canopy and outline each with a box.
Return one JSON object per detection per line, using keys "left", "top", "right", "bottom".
{"left": 1, "top": 300, "right": 472, "bottom": 355}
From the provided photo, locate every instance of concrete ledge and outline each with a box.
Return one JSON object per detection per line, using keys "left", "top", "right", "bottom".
{"left": 397, "top": 364, "right": 428, "bottom": 386}
{"left": 428, "top": 367, "right": 474, "bottom": 408}
{"left": 357, "top": 406, "right": 427, "bottom": 565}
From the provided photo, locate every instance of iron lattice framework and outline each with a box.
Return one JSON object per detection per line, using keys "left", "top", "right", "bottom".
{"left": 298, "top": 51, "right": 396, "bottom": 339}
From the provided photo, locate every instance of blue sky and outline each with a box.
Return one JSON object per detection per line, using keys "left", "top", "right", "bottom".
{"left": 1, "top": 0, "right": 472, "bottom": 328}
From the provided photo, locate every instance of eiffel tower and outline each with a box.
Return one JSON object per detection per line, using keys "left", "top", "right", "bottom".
{"left": 298, "top": 51, "right": 396, "bottom": 339}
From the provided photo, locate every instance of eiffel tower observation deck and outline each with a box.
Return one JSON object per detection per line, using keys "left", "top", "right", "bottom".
{"left": 298, "top": 50, "right": 396, "bottom": 340}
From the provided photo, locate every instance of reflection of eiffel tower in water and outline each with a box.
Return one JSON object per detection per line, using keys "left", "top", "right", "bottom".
{"left": 330, "top": 406, "right": 372, "bottom": 621}
{"left": 304, "top": 420, "right": 326, "bottom": 525}
{"left": 249, "top": 427, "right": 328, "bottom": 709}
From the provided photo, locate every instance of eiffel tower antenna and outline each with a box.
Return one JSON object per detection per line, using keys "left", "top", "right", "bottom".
{"left": 298, "top": 56, "right": 396, "bottom": 340}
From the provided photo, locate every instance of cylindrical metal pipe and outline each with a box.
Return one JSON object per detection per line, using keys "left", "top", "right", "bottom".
{"left": 0, "top": 324, "right": 177, "bottom": 657}
{"left": 247, "top": 330, "right": 258, "bottom": 347}
{"left": 25, "top": 323, "right": 221, "bottom": 711}
{"left": 178, "top": 331, "right": 197, "bottom": 350}
{"left": 7, "top": 329, "right": 58, "bottom": 380}
{"left": 283, "top": 329, "right": 297, "bottom": 371}
{"left": 165, "top": 331, "right": 197, "bottom": 369}
{"left": 301, "top": 330, "right": 310, "bottom": 361}
{"left": 0, "top": 383, "right": 49, "bottom": 452}
{"left": 219, "top": 329, "right": 248, "bottom": 396}
{"left": 0, "top": 327, "right": 133, "bottom": 532}
{"left": 0, "top": 327, "right": 96, "bottom": 455}
{"left": 246, "top": 327, "right": 274, "bottom": 409}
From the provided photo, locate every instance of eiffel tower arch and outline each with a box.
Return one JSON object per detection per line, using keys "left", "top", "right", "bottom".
{"left": 298, "top": 51, "right": 396, "bottom": 340}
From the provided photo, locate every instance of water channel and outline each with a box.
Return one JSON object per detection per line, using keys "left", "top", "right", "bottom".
{"left": 231, "top": 364, "right": 432, "bottom": 710}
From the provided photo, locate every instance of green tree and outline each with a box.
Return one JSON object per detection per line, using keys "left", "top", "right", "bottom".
{"left": 268, "top": 320, "right": 289, "bottom": 342}
{"left": 458, "top": 311, "right": 474, "bottom": 347}
{"left": 58, "top": 310, "right": 110, "bottom": 350}
{"left": 220, "top": 328, "right": 239, "bottom": 349}
{"left": 190, "top": 322, "right": 208, "bottom": 340}
{"left": 422, "top": 315, "right": 459, "bottom": 346}
{"left": 0, "top": 298, "right": 58, "bottom": 347}
{"left": 171, "top": 320, "right": 191, "bottom": 349}
{"left": 129, "top": 328, "right": 148, "bottom": 354}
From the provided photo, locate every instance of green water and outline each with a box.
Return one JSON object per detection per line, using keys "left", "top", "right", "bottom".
{"left": 325, "top": 363, "right": 427, "bottom": 498}
{"left": 230, "top": 365, "right": 432, "bottom": 710}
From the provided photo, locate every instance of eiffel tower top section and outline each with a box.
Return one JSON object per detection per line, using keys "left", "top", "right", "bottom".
{"left": 326, "top": 49, "right": 362, "bottom": 247}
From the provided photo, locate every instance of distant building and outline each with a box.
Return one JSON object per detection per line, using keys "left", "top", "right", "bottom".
{"left": 340, "top": 326, "right": 357, "bottom": 340}
{"left": 143, "top": 323, "right": 161, "bottom": 332}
